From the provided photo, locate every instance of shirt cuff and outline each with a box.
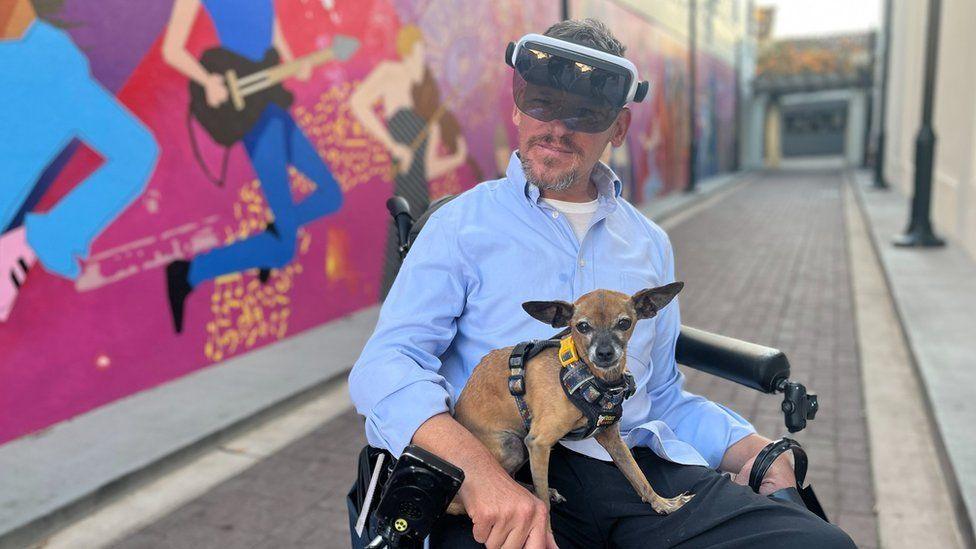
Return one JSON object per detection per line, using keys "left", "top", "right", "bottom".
{"left": 363, "top": 379, "right": 452, "bottom": 457}
{"left": 706, "top": 402, "right": 758, "bottom": 469}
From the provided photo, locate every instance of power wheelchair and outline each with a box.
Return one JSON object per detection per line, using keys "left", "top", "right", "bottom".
{"left": 347, "top": 195, "right": 826, "bottom": 548}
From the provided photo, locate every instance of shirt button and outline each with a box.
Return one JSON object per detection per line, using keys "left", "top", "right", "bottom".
{"left": 579, "top": 259, "right": 586, "bottom": 267}
{"left": 551, "top": 211, "right": 559, "bottom": 219}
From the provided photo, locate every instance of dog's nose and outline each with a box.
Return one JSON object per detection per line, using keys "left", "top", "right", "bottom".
{"left": 595, "top": 346, "right": 615, "bottom": 363}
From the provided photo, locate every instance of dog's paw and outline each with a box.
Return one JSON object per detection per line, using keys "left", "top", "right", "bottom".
{"left": 549, "top": 488, "right": 567, "bottom": 504}
{"left": 650, "top": 492, "right": 694, "bottom": 515}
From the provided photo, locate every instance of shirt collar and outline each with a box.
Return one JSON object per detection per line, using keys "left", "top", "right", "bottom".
{"left": 505, "top": 151, "right": 623, "bottom": 207}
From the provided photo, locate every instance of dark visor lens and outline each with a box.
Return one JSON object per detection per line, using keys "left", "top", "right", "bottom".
{"left": 512, "top": 47, "right": 627, "bottom": 133}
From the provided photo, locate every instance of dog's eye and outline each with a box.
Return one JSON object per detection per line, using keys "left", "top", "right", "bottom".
{"left": 576, "top": 321, "right": 591, "bottom": 333}
{"left": 616, "top": 318, "right": 633, "bottom": 331}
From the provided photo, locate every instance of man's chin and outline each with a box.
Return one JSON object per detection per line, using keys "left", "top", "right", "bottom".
{"left": 521, "top": 149, "right": 582, "bottom": 189}
{"left": 527, "top": 168, "right": 578, "bottom": 191}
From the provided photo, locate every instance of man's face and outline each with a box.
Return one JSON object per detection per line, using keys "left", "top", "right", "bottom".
{"left": 514, "top": 105, "right": 631, "bottom": 192}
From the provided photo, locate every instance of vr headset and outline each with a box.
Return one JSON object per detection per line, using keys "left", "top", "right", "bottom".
{"left": 506, "top": 33, "right": 651, "bottom": 133}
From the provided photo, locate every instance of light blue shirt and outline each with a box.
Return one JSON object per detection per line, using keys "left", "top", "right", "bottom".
{"left": 349, "top": 153, "right": 755, "bottom": 468}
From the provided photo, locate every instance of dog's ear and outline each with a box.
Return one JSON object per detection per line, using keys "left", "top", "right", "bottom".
{"left": 632, "top": 281, "right": 684, "bottom": 319}
{"left": 522, "top": 300, "right": 575, "bottom": 328}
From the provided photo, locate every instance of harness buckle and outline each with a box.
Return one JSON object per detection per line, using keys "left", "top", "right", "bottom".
{"left": 509, "top": 377, "right": 525, "bottom": 395}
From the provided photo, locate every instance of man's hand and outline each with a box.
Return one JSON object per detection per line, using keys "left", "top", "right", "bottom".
{"left": 459, "top": 466, "right": 558, "bottom": 549}
{"left": 412, "top": 414, "right": 557, "bottom": 548}
{"left": 721, "top": 434, "right": 796, "bottom": 495}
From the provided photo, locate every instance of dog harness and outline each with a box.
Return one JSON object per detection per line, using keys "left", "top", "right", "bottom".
{"left": 508, "top": 335, "right": 637, "bottom": 440}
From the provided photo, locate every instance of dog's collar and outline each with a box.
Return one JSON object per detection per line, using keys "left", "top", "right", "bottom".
{"left": 507, "top": 336, "right": 636, "bottom": 441}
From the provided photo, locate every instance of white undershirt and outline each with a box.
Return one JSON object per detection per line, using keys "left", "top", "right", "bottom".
{"left": 542, "top": 197, "right": 599, "bottom": 242}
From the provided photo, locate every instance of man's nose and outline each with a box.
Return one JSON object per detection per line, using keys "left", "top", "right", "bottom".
{"left": 546, "top": 118, "right": 573, "bottom": 138}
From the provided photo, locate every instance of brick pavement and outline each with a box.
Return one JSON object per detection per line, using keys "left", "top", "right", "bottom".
{"left": 112, "top": 169, "right": 878, "bottom": 548}
{"left": 669, "top": 169, "right": 877, "bottom": 547}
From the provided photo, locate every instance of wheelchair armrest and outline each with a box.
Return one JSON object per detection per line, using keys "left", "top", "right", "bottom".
{"left": 675, "top": 326, "right": 790, "bottom": 393}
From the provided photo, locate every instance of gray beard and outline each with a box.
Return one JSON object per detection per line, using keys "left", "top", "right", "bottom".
{"left": 520, "top": 156, "right": 580, "bottom": 192}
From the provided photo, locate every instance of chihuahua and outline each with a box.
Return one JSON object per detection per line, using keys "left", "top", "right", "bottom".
{"left": 451, "top": 282, "right": 693, "bottom": 516}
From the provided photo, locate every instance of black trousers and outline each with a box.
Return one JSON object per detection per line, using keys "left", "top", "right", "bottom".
{"left": 430, "top": 444, "right": 855, "bottom": 548}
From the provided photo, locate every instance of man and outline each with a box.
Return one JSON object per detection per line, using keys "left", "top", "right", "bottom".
{"left": 161, "top": 0, "right": 344, "bottom": 333}
{"left": 349, "top": 19, "right": 855, "bottom": 548}
{"left": 1, "top": 0, "right": 159, "bottom": 322}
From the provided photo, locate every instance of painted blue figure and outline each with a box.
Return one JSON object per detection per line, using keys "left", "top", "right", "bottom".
{"left": 0, "top": 0, "right": 159, "bottom": 322}
{"left": 162, "top": 0, "right": 344, "bottom": 333}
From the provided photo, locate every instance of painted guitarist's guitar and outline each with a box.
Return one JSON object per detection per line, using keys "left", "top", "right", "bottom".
{"left": 189, "top": 36, "right": 360, "bottom": 147}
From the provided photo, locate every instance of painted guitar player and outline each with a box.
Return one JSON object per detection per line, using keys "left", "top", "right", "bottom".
{"left": 161, "top": 0, "right": 357, "bottom": 333}
{"left": 0, "top": 0, "right": 160, "bottom": 323}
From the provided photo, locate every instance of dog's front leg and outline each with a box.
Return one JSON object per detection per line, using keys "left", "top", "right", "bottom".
{"left": 594, "top": 424, "right": 694, "bottom": 515}
{"left": 524, "top": 429, "right": 560, "bottom": 512}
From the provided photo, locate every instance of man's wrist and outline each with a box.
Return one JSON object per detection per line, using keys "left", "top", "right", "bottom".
{"left": 411, "top": 413, "right": 503, "bottom": 479}
{"left": 721, "top": 433, "right": 798, "bottom": 494}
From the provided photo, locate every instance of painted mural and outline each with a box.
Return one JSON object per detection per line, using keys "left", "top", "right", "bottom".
{"left": 696, "top": 54, "right": 737, "bottom": 179}
{"left": 574, "top": 0, "right": 688, "bottom": 202}
{"left": 0, "top": 0, "right": 557, "bottom": 444}
{"left": 0, "top": 0, "right": 738, "bottom": 445}
{"left": 573, "top": 0, "right": 739, "bottom": 200}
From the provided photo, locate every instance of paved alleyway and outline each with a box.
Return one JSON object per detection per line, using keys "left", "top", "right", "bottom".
{"left": 113, "top": 169, "right": 878, "bottom": 548}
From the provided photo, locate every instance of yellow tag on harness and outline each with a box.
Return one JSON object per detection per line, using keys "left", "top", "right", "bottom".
{"left": 559, "top": 336, "right": 579, "bottom": 367}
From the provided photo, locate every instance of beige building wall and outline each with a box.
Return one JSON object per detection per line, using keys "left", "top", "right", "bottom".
{"left": 613, "top": 0, "right": 746, "bottom": 63}
{"left": 884, "top": 0, "right": 976, "bottom": 259}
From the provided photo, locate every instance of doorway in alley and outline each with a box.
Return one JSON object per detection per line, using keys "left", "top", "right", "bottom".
{"left": 781, "top": 100, "right": 847, "bottom": 157}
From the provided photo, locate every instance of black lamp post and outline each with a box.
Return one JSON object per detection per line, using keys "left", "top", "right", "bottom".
{"left": 873, "top": 0, "right": 892, "bottom": 188}
{"left": 687, "top": 0, "right": 698, "bottom": 193}
{"left": 894, "top": 0, "right": 945, "bottom": 247}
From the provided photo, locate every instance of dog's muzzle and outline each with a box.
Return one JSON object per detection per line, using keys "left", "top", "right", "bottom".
{"left": 589, "top": 343, "right": 622, "bottom": 369}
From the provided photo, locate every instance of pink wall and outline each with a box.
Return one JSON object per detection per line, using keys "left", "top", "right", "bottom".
{"left": 1, "top": 0, "right": 737, "bottom": 445}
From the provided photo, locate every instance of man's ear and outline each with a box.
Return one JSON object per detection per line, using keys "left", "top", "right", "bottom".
{"left": 512, "top": 105, "right": 521, "bottom": 127}
{"left": 610, "top": 107, "right": 632, "bottom": 147}
{"left": 632, "top": 281, "right": 684, "bottom": 319}
{"left": 522, "top": 300, "right": 574, "bottom": 327}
